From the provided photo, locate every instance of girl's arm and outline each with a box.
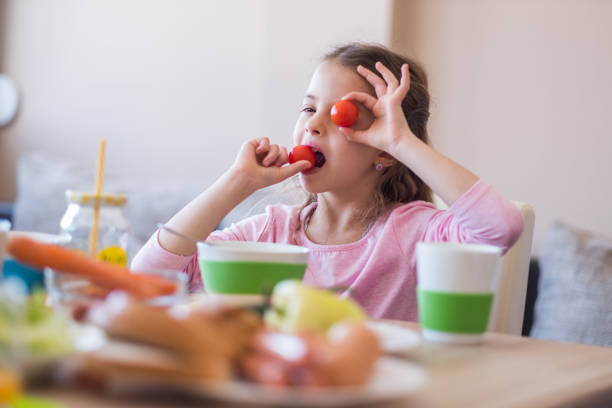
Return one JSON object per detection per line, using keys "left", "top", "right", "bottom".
{"left": 159, "top": 138, "right": 311, "bottom": 255}
{"left": 341, "top": 63, "right": 478, "bottom": 205}
{"left": 343, "top": 62, "right": 522, "bottom": 253}
{"left": 388, "top": 136, "right": 478, "bottom": 206}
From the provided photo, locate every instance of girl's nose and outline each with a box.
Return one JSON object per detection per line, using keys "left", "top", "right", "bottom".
{"left": 305, "top": 125, "right": 321, "bottom": 136}
{"left": 305, "top": 115, "right": 323, "bottom": 136}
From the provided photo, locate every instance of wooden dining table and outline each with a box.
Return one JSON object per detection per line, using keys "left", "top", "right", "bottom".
{"left": 29, "top": 321, "right": 612, "bottom": 408}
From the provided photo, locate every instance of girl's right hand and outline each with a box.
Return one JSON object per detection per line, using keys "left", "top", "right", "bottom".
{"left": 230, "top": 137, "right": 312, "bottom": 192}
{"left": 339, "top": 63, "right": 413, "bottom": 155}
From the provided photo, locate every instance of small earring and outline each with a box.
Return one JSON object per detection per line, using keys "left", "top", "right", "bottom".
{"left": 375, "top": 163, "right": 384, "bottom": 172}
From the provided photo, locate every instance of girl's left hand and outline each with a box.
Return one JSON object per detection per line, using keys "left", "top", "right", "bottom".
{"left": 340, "top": 62, "right": 413, "bottom": 154}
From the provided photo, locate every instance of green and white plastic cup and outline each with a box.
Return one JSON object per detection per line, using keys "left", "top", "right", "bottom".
{"left": 197, "top": 240, "right": 309, "bottom": 305}
{"left": 416, "top": 242, "right": 502, "bottom": 344}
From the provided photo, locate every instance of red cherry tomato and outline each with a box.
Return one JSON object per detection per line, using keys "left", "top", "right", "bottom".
{"left": 331, "top": 100, "right": 359, "bottom": 127}
{"left": 288, "top": 145, "right": 315, "bottom": 169}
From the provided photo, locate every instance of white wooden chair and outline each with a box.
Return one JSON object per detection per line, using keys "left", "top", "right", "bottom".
{"left": 488, "top": 202, "right": 535, "bottom": 335}
{"left": 434, "top": 196, "right": 536, "bottom": 335}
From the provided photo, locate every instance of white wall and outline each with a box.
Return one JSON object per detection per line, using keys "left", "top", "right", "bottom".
{"left": 392, "top": 0, "right": 612, "bottom": 252}
{"left": 0, "top": 0, "right": 262, "bottom": 192}
{"left": 0, "top": 0, "right": 391, "bottom": 195}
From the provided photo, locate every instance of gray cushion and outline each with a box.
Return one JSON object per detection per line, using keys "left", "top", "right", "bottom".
{"left": 12, "top": 153, "right": 201, "bottom": 259}
{"left": 13, "top": 153, "right": 90, "bottom": 236}
{"left": 531, "top": 220, "right": 612, "bottom": 346}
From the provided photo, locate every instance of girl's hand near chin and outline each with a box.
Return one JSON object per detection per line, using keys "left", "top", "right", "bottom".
{"left": 231, "top": 137, "right": 311, "bottom": 192}
{"left": 340, "top": 62, "right": 415, "bottom": 155}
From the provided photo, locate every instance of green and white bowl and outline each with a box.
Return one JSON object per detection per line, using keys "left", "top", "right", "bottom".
{"left": 197, "top": 241, "right": 309, "bottom": 301}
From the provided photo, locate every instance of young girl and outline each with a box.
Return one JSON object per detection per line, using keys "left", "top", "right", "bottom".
{"left": 132, "top": 43, "right": 524, "bottom": 321}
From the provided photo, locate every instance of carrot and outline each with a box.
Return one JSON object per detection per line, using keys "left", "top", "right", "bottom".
{"left": 6, "top": 236, "right": 176, "bottom": 298}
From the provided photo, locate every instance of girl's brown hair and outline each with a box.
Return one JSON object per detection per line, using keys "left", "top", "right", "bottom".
{"left": 294, "top": 43, "right": 433, "bottom": 243}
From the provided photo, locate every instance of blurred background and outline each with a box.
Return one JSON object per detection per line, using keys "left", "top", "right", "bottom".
{"left": 0, "top": 0, "right": 610, "bottom": 254}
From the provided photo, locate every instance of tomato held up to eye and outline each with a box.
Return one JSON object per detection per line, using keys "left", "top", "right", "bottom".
{"left": 331, "top": 100, "right": 359, "bottom": 128}
{"left": 288, "top": 145, "right": 316, "bottom": 169}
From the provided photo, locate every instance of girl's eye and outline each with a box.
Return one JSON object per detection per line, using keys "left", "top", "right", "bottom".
{"left": 301, "top": 106, "right": 315, "bottom": 113}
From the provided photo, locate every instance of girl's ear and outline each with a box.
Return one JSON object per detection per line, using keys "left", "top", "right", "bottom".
{"left": 375, "top": 151, "right": 396, "bottom": 168}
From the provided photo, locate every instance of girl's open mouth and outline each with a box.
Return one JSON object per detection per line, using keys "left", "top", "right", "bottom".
{"left": 313, "top": 150, "right": 326, "bottom": 168}
{"left": 289, "top": 145, "right": 326, "bottom": 172}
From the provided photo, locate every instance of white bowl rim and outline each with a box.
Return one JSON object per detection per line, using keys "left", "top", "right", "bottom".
{"left": 197, "top": 240, "right": 309, "bottom": 255}
{"left": 416, "top": 242, "right": 502, "bottom": 255}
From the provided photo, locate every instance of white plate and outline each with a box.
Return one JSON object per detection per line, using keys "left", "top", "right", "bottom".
{"left": 104, "top": 356, "right": 425, "bottom": 407}
{"left": 79, "top": 314, "right": 424, "bottom": 405}
{"left": 366, "top": 320, "right": 421, "bottom": 354}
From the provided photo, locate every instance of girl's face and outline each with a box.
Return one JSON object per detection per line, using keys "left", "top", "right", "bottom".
{"left": 293, "top": 60, "right": 377, "bottom": 195}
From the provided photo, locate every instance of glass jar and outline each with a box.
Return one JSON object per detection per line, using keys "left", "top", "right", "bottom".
{"left": 60, "top": 190, "right": 129, "bottom": 266}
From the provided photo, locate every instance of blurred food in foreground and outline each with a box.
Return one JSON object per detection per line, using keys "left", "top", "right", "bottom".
{"left": 79, "top": 282, "right": 380, "bottom": 389}
{"left": 0, "top": 282, "right": 73, "bottom": 365}
{"left": 265, "top": 280, "right": 366, "bottom": 334}
{"left": 240, "top": 321, "right": 381, "bottom": 387}
{"left": 0, "top": 269, "right": 383, "bottom": 393}
{"left": 44, "top": 268, "right": 186, "bottom": 322}
{"left": 1, "top": 231, "right": 69, "bottom": 293}
{"left": 83, "top": 293, "right": 261, "bottom": 382}
{"left": 0, "top": 368, "right": 22, "bottom": 402}
{"left": 6, "top": 236, "right": 176, "bottom": 299}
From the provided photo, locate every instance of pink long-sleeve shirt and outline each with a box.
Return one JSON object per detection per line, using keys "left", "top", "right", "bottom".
{"left": 131, "top": 180, "right": 524, "bottom": 321}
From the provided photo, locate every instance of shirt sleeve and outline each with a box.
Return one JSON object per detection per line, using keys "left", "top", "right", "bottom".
{"left": 130, "top": 230, "right": 192, "bottom": 273}
{"left": 129, "top": 229, "right": 200, "bottom": 291}
{"left": 420, "top": 179, "right": 524, "bottom": 254}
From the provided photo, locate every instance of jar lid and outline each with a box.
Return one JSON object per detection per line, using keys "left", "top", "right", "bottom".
{"left": 65, "top": 190, "right": 127, "bottom": 206}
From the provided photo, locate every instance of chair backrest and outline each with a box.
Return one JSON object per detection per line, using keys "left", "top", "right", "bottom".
{"left": 488, "top": 202, "right": 535, "bottom": 334}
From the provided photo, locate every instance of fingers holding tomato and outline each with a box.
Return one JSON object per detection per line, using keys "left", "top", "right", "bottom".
{"left": 334, "top": 62, "right": 415, "bottom": 152}
{"left": 231, "top": 138, "right": 311, "bottom": 191}
{"left": 288, "top": 145, "right": 326, "bottom": 172}
{"left": 272, "top": 146, "right": 289, "bottom": 167}
{"left": 261, "top": 144, "right": 280, "bottom": 167}
{"left": 288, "top": 145, "right": 315, "bottom": 169}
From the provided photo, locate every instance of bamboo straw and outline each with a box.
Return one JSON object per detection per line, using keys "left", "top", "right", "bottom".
{"left": 88, "top": 139, "right": 106, "bottom": 257}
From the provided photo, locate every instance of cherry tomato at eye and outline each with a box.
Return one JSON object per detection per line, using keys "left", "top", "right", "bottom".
{"left": 288, "top": 145, "right": 316, "bottom": 169}
{"left": 331, "top": 100, "right": 359, "bottom": 127}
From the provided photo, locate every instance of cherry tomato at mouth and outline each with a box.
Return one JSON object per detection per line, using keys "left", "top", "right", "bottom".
{"left": 331, "top": 100, "right": 359, "bottom": 127}
{"left": 288, "top": 145, "right": 316, "bottom": 169}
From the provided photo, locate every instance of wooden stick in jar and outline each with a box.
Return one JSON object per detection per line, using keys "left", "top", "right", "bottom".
{"left": 89, "top": 139, "right": 106, "bottom": 258}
